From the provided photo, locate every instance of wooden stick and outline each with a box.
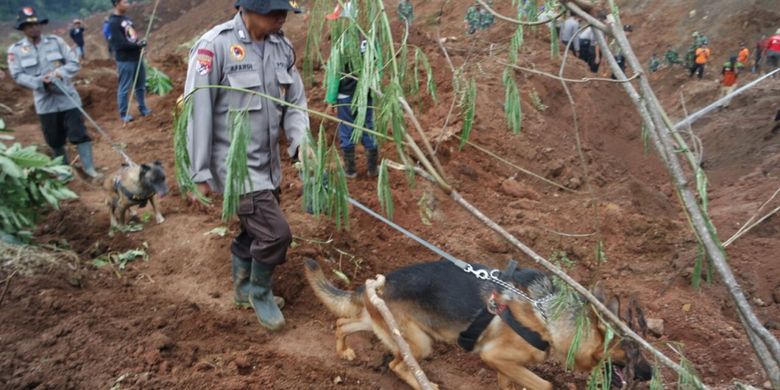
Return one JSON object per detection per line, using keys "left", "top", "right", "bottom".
{"left": 365, "top": 275, "right": 434, "bottom": 390}
{"left": 388, "top": 161, "right": 710, "bottom": 389}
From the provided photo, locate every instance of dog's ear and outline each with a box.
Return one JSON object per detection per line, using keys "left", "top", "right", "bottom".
{"left": 140, "top": 164, "right": 151, "bottom": 177}
{"left": 154, "top": 160, "right": 162, "bottom": 166}
{"left": 591, "top": 283, "right": 606, "bottom": 303}
{"left": 607, "top": 296, "right": 621, "bottom": 317}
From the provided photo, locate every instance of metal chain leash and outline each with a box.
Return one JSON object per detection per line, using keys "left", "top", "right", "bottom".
{"left": 348, "top": 197, "right": 551, "bottom": 320}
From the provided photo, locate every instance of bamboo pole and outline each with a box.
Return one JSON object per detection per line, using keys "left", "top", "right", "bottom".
{"left": 592, "top": 10, "right": 780, "bottom": 386}
{"left": 126, "top": 0, "right": 161, "bottom": 120}
{"left": 365, "top": 275, "right": 434, "bottom": 390}
{"left": 389, "top": 162, "right": 710, "bottom": 389}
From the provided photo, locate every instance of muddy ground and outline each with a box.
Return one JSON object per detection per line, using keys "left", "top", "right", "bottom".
{"left": 1, "top": 0, "right": 778, "bottom": 389}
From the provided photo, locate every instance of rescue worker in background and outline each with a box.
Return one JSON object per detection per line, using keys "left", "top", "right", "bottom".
{"left": 560, "top": 14, "right": 580, "bottom": 56}
{"left": 736, "top": 41, "right": 749, "bottom": 74}
{"left": 690, "top": 42, "right": 711, "bottom": 79}
{"left": 397, "top": 0, "right": 413, "bottom": 29}
{"left": 664, "top": 49, "right": 681, "bottom": 67}
{"left": 753, "top": 35, "right": 767, "bottom": 74}
{"left": 465, "top": 1, "right": 494, "bottom": 35}
{"left": 720, "top": 55, "right": 738, "bottom": 108}
{"left": 325, "top": 29, "right": 379, "bottom": 178}
{"left": 107, "top": 0, "right": 151, "bottom": 123}
{"left": 69, "top": 19, "right": 86, "bottom": 60}
{"left": 7, "top": 6, "right": 101, "bottom": 179}
{"left": 648, "top": 53, "right": 660, "bottom": 73}
{"left": 184, "top": 0, "right": 309, "bottom": 331}
{"left": 764, "top": 28, "right": 780, "bottom": 73}
{"left": 686, "top": 31, "right": 708, "bottom": 71}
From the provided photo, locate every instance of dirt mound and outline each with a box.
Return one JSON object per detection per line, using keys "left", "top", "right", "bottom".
{"left": 1, "top": 0, "right": 778, "bottom": 388}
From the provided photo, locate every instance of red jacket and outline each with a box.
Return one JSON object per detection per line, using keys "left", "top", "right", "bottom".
{"left": 768, "top": 34, "right": 780, "bottom": 52}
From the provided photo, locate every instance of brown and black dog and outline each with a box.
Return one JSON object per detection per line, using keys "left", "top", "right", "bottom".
{"left": 103, "top": 161, "right": 169, "bottom": 231}
{"left": 305, "top": 259, "right": 652, "bottom": 390}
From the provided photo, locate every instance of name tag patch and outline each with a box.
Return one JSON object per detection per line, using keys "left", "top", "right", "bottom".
{"left": 228, "top": 63, "right": 253, "bottom": 72}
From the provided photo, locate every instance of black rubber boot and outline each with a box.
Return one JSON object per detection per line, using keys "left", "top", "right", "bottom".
{"left": 343, "top": 148, "right": 357, "bottom": 179}
{"left": 249, "top": 261, "right": 285, "bottom": 331}
{"left": 367, "top": 148, "right": 378, "bottom": 177}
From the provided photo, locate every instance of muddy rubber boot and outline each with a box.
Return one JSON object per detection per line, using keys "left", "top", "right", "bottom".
{"left": 249, "top": 261, "right": 285, "bottom": 331}
{"left": 234, "top": 255, "right": 285, "bottom": 309}
{"left": 367, "top": 148, "right": 378, "bottom": 177}
{"left": 232, "top": 255, "right": 253, "bottom": 309}
{"left": 343, "top": 148, "right": 357, "bottom": 179}
{"left": 76, "top": 142, "right": 103, "bottom": 179}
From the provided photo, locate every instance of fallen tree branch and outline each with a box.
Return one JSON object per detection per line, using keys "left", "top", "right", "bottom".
{"left": 465, "top": 140, "right": 579, "bottom": 193}
{"left": 499, "top": 61, "right": 640, "bottom": 84}
{"left": 597, "top": 6, "right": 780, "bottom": 385}
{"left": 386, "top": 160, "right": 709, "bottom": 389}
{"left": 476, "top": 0, "right": 566, "bottom": 26}
{"left": 365, "top": 275, "right": 434, "bottom": 390}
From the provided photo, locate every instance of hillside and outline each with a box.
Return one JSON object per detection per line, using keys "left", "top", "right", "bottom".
{"left": 0, "top": 0, "right": 778, "bottom": 388}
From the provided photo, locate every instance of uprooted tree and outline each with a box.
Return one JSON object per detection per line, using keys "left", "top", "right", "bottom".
{"left": 174, "top": 0, "right": 779, "bottom": 388}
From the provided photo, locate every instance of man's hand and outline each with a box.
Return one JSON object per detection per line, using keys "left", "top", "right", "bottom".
{"left": 189, "top": 182, "right": 213, "bottom": 212}
{"left": 41, "top": 73, "right": 52, "bottom": 84}
{"left": 327, "top": 104, "right": 337, "bottom": 115}
{"left": 138, "top": 39, "right": 148, "bottom": 48}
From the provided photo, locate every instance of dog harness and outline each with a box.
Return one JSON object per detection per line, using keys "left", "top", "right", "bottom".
{"left": 457, "top": 292, "right": 551, "bottom": 352}
{"left": 457, "top": 261, "right": 550, "bottom": 353}
{"left": 114, "top": 177, "right": 154, "bottom": 207}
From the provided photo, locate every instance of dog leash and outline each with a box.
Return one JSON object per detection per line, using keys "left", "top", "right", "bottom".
{"left": 347, "top": 197, "right": 550, "bottom": 318}
{"left": 51, "top": 78, "right": 135, "bottom": 166}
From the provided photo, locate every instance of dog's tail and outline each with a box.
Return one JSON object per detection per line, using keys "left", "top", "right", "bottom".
{"left": 304, "top": 258, "right": 364, "bottom": 318}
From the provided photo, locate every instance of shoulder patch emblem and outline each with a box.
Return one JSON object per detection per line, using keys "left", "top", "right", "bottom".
{"left": 22, "top": 7, "right": 34, "bottom": 16}
{"left": 230, "top": 44, "right": 245, "bottom": 61}
{"left": 196, "top": 49, "right": 213, "bottom": 76}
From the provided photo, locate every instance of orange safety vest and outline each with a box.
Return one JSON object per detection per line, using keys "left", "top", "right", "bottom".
{"left": 695, "top": 47, "right": 711, "bottom": 65}
{"left": 737, "top": 47, "right": 750, "bottom": 64}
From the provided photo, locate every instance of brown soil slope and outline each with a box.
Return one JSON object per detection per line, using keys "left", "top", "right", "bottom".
{"left": 0, "top": 0, "right": 778, "bottom": 389}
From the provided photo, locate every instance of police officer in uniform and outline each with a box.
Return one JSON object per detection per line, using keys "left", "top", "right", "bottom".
{"left": 7, "top": 6, "right": 101, "bottom": 179}
{"left": 184, "top": 0, "right": 309, "bottom": 331}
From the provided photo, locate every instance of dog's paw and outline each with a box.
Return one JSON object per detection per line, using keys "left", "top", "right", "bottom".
{"left": 338, "top": 348, "right": 357, "bottom": 361}
{"left": 155, "top": 215, "right": 166, "bottom": 224}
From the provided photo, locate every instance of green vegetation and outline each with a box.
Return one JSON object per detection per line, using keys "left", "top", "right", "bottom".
{"left": 0, "top": 142, "right": 77, "bottom": 243}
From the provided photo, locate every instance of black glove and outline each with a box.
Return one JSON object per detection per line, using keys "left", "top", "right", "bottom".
{"left": 137, "top": 40, "right": 147, "bottom": 48}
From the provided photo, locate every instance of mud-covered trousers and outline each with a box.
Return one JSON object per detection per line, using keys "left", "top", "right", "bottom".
{"left": 230, "top": 189, "right": 293, "bottom": 266}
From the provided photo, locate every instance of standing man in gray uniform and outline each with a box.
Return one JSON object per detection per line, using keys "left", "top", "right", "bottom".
{"left": 184, "top": 0, "right": 309, "bottom": 331}
{"left": 7, "top": 6, "right": 101, "bottom": 179}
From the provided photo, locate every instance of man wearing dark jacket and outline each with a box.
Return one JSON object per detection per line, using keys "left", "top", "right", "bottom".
{"left": 69, "top": 19, "right": 85, "bottom": 59}
{"left": 107, "top": 0, "right": 150, "bottom": 122}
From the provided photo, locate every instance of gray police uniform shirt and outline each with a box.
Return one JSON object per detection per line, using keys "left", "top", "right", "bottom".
{"left": 7, "top": 35, "right": 81, "bottom": 115}
{"left": 184, "top": 12, "right": 308, "bottom": 195}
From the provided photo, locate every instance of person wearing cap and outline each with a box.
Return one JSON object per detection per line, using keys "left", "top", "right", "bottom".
{"left": 7, "top": 6, "right": 101, "bottom": 179}
{"left": 107, "top": 0, "right": 151, "bottom": 123}
{"left": 184, "top": 0, "right": 309, "bottom": 331}
{"left": 69, "top": 19, "right": 86, "bottom": 60}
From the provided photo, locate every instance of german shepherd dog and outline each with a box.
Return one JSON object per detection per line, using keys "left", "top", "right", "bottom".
{"left": 305, "top": 259, "right": 652, "bottom": 390}
{"left": 103, "top": 161, "right": 169, "bottom": 231}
